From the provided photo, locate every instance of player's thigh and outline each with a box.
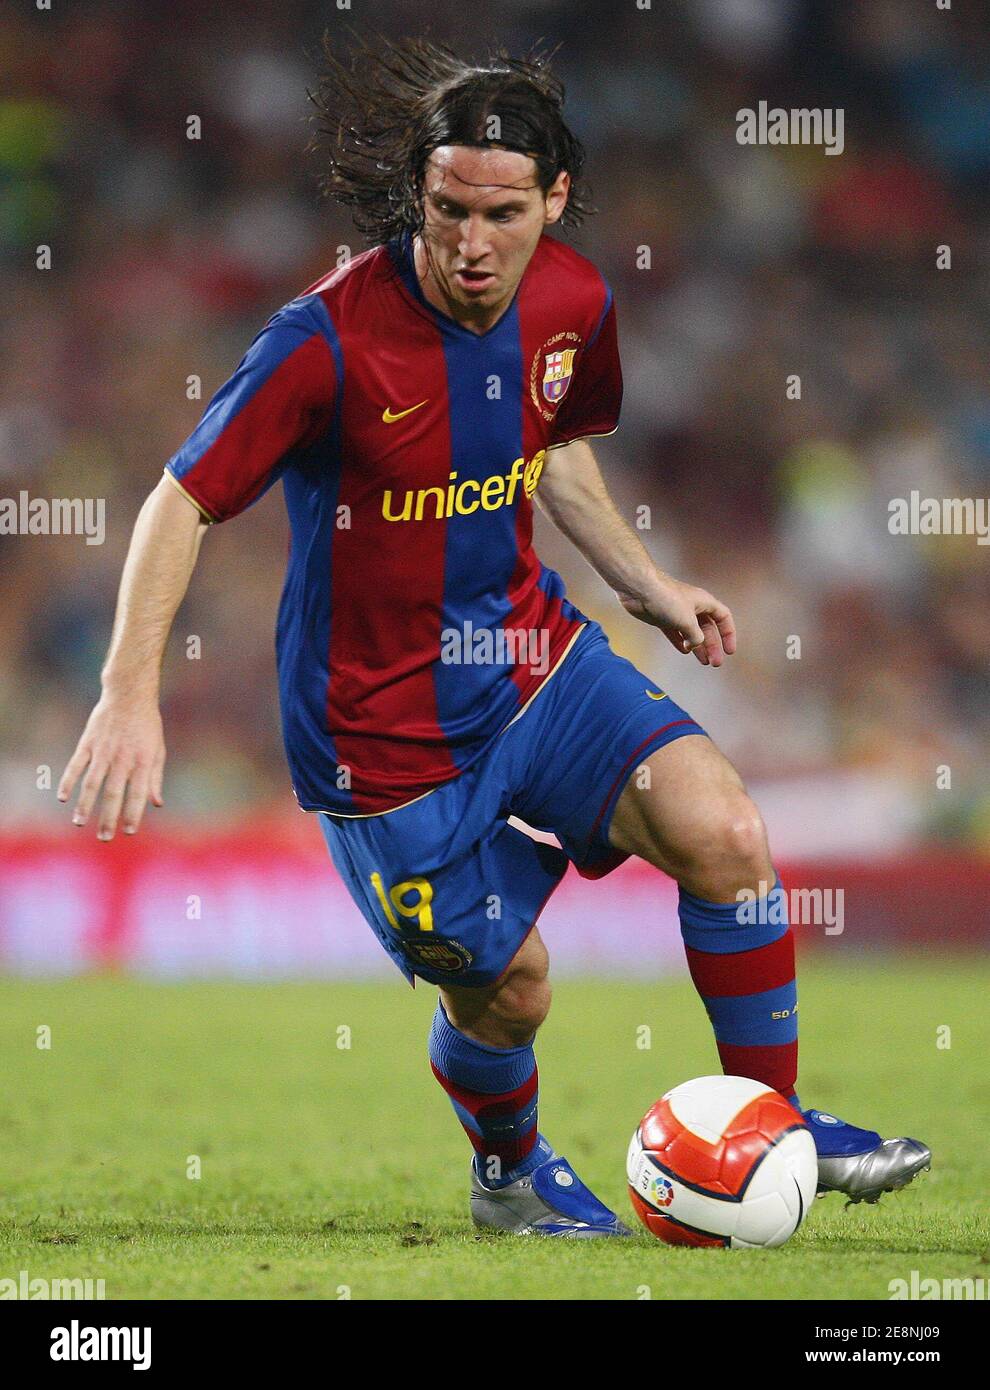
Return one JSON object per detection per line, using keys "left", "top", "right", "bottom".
{"left": 506, "top": 625, "right": 708, "bottom": 875}
{"left": 320, "top": 805, "right": 566, "bottom": 990}
{"left": 608, "top": 735, "right": 770, "bottom": 879}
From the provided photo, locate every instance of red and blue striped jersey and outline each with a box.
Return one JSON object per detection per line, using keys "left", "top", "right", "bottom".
{"left": 165, "top": 232, "right": 622, "bottom": 814}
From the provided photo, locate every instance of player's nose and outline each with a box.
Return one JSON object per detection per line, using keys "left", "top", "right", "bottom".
{"left": 458, "top": 215, "right": 491, "bottom": 261}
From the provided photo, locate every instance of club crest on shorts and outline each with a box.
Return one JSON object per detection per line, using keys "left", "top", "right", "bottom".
{"left": 530, "top": 331, "right": 582, "bottom": 422}
{"left": 401, "top": 937, "right": 474, "bottom": 974}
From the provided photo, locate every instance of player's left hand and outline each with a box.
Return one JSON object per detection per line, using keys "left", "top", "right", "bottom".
{"left": 618, "top": 576, "right": 736, "bottom": 666}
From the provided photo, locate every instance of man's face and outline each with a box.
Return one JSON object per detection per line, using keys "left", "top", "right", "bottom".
{"left": 417, "top": 145, "right": 569, "bottom": 325}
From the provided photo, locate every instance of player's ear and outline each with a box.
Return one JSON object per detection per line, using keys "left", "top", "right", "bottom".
{"left": 543, "top": 170, "right": 570, "bottom": 226}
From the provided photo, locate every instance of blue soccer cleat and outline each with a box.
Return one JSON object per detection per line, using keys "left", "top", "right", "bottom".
{"left": 797, "top": 1104, "right": 931, "bottom": 1204}
{"left": 471, "top": 1148, "right": 632, "bottom": 1237}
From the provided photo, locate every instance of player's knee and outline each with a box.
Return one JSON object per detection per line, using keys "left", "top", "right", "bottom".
{"left": 442, "top": 931, "right": 551, "bottom": 1048}
{"left": 721, "top": 796, "right": 770, "bottom": 879}
{"left": 496, "top": 926, "right": 551, "bottom": 1035}
{"left": 677, "top": 793, "right": 772, "bottom": 898}
{"left": 489, "top": 971, "right": 552, "bottom": 1045}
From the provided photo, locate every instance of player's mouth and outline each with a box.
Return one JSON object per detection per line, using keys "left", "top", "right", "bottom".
{"left": 454, "top": 268, "right": 497, "bottom": 295}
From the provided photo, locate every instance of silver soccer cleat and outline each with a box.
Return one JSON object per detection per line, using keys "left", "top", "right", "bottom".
{"left": 471, "top": 1154, "right": 633, "bottom": 1237}
{"left": 816, "top": 1137, "right": 932, "bottom": 1205}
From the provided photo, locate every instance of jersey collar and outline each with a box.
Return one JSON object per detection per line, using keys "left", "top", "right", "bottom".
{"left": 386, "top": 231, "right": 528, "bottom": 342}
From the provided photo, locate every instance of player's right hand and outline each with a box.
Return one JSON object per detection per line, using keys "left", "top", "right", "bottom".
{"left": 57, "top": 696, "right": 166, "bottom": 840}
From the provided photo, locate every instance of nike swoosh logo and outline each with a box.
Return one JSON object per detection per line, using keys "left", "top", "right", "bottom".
{"left": 382, "top": 400, "right": 428, "bottom": 424}
{"left": 646, "top": 690, "right": 667, "bottom": 701}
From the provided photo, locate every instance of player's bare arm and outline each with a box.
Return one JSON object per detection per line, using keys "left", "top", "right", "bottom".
{"left": 57, "top": 476, "right": 208, "bottom": 840}
{"left": 538, "top": 438, "right": 736, "bottom": 666}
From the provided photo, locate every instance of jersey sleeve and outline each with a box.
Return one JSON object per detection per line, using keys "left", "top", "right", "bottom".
{"left": 548, "top": 291, "right": 622, "bottom": 447}
{"left": 164, "top": 302, "right": 338, "bottom": 523}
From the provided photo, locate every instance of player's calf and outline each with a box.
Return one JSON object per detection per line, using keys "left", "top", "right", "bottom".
{"left": 611, "top": 740, "right": 799, "bottom": 1098}
{"left": 431, "top": 930, "right": 629, "bottom": 1236}
{"left": 610, "top": 738, "right": 930, "bottom": 1203}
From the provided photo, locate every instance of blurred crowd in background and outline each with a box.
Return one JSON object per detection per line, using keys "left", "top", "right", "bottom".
{"left": 1, "top": 0, "right": 988, "bottom": 852}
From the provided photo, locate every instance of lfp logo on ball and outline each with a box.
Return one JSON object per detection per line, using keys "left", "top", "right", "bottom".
{"left": 651, "top": 1175, "right": 674, "bottom": 1208}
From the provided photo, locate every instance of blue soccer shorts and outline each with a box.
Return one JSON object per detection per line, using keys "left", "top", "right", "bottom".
{"left": 319, "top": 622, "right": 707, "bottom": 987}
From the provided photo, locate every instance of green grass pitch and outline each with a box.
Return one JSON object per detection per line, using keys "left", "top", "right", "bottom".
{"left": 1, "top": 959, "right": 987, "bottom": 1300}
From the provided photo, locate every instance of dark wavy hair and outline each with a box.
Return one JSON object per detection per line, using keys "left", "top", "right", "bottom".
{"left": 308, "top": 32, "right": 592, "bottom": 244}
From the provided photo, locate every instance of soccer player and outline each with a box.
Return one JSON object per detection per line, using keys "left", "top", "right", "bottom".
{"left": 59, "top": 38, "right": 930, "bottom": 1237}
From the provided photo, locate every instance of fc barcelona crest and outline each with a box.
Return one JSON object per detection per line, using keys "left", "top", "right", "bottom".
{"left": 542, "top": 349, "right": 576, "bottom": 404}
{"left": 400, "top": 937, "right": 473, "bottom": 975}
{"left": 530, "top": 331, "right": 582, "bottom": 422}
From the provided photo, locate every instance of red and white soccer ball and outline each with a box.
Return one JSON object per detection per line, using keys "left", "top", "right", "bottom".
{"left": 627, "top": 1075, "right": 818, "bottom": 1249}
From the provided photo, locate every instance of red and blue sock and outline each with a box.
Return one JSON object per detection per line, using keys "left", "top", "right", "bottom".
{"left": 678, "top": 875, "right": 798, "bottom": 1098}
{"left": 429, "top": 1001, "right": 550, "bottom": 1186}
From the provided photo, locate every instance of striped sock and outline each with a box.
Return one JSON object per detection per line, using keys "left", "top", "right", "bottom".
{"left": 429, "top": 1002, "right": 547, "bottom": 1187}
{"left": 678, "top": 876, "right": 798, "bottom": 1097}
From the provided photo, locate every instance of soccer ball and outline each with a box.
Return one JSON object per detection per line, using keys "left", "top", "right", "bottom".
{"left": 627, "top": 1075, "right": 818, "bottom": 1248}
